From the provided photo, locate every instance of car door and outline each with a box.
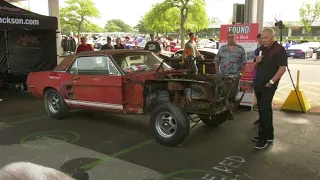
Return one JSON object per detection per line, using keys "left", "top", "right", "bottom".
{"left": 69, "top": 56, "right": 123, "bottom": 112}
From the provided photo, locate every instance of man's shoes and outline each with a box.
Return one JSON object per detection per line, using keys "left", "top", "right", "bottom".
{"left": 254, "top": 119, "right": 260, "bottom": 125}
{"left": 228, "top": 113, "right": 234, "bottom": 120}
{"left": 252, "top": 136, "right": 274, "bottom": 143}
{"left": 254, "top": 139, "right": 268, "bottom": 150}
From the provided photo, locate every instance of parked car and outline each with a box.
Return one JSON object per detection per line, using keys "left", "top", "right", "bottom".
{"left": 93, "top": 38, "right": 107, "bottom": 49}
{"left": 197, "top": 39, "right": 217, "bottom": 49}
{"left": 26, "top": 50, "right": 241, "bottom": 147}
{"left": 286, "top": 44, "right": 313, "bottom": 59}
{"left": 159, "top": 48, "right": 218, "bottom": 74}
{"left": 301, "top": 42, "right": 320, "bottom": 52}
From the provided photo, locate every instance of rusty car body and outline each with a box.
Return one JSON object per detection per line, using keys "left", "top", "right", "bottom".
{"left": 159, "top": 48, "right": 218, "bottom": 75}
{"left": 27, "top": 49, "right": 242, "bottom": 147}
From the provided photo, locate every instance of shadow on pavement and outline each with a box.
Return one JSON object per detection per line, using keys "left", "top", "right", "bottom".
{"left": 60, "top": 157, "right": 99, "bottom": 173}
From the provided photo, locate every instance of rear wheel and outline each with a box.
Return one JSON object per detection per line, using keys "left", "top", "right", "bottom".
{"left": 198, "top": 111, "right": 229, "bottom": 127}
{"left": 150, "top": 103, "right": 190, "bottom": 146}
{"left": 44, "top": 89, "right": 69, "bottom": 119}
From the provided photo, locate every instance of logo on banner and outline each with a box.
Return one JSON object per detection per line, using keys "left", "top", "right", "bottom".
{"left": 228, "top": 25, "right": 251, "bottom": 34}
{"left": 16, "top": 34, "right": 39, "bottom": 46}
{"left": 0, "top": 6, "right": 24, "bottom": 13}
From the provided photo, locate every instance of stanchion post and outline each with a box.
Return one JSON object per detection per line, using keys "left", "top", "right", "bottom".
{"left": 296, "top": 70, "right": 300, "bottom": 90}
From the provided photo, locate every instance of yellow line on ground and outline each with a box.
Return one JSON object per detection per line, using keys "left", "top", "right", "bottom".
{"left": 303, "top": 90, "right": 320, "bottom": 97}
{"left": 302, "top": 84, "right": 320, "bottom": 91}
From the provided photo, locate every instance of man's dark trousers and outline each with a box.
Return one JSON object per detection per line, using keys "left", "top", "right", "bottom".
{"left": 255, "top": 86, "right": 277, "bottom": 140}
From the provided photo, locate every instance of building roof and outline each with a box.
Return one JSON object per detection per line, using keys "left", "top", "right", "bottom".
{"left": 209, "top": 21, "right": 320, "bottom": 28}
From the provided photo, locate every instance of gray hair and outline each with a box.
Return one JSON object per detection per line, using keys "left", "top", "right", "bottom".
{"left": 261, "top": 27, "right": 275, "bottom": 35}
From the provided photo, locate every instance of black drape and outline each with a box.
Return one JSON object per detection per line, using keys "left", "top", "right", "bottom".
{"left": 7, "top": 29, "right": 57, "bottom": 76}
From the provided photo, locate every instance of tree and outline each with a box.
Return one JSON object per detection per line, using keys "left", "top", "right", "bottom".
{"left": 105, "top": 22, "right": 122, "bottom": 32}
{"left": 83, "top": 22, "right": 104, "bottom": 33}
{"left": 134, "top": 18, "right": 148, "bottom": 33}
{"left": 228, "top": 17, "right": 233, "bottom": 23}
{"left": 11, "top": 2, "right": 29, "bottom": 10}
{"left": 143, "top": 3, "right": 180, "bottom": 34}
{"left": 185, "top": 3, "right": 209, "bottom": 32}
{"left": 60, "top": 0, "right": 100, "bottom": 36}
{"left": 144, "top": 0, "right": 208, "bottom": 48}
{"left": 299, "top": 0, "right": 320, "bottom": 34}
{"left": 105, "top": 19, "right": 132, "bottom": 32}
{"left": 210, "top": 17, "right": 221, "bottom": 24}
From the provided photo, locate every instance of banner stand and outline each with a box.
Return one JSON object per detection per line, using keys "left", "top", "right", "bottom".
{"left": 219, "top": 23, "right": 259, "bottom": 111}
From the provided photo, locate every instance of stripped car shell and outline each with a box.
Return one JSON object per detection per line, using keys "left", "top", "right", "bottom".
{"left": 27, "top": 49, "right": 243, "bottom": 147}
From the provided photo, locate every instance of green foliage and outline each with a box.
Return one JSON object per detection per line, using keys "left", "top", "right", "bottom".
{"left": 185, "top": 2, "right": 209, "bottom": 32}
{"left": 210, "top": 17, "right": 221, "bottom": 24}
{"left": 143, "top": 0, "right": 208, "bottom": 48}
{"left": 60, "top": 0, "right": 100, "bottom": 36}
{"left": 134, "top": 19, "right": 148, "bottom": 33}
{"left": 105, "top": 19, "right": 132, "bottom": 32}
{"left": 299, "top": 0, "right": 320, "bottom": 33}
{"left": 143, "top": 3, "right": 180, "bottom": 33}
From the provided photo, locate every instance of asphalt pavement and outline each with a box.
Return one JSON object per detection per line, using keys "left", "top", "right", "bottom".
{"left": 275, "top": 58, "right": 320, "bottom": 108}
{"left": 0, "top": 91, "right": 320, "bottom": 180}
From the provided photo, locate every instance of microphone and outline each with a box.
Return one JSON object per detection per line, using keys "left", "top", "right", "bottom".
{"left": 259, "top": 51, "right": 262, "bottom": 56}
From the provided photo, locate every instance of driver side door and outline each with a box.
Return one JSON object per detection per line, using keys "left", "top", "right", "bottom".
{"left": 69, "top": 56, "right": 123, "bottom": 112}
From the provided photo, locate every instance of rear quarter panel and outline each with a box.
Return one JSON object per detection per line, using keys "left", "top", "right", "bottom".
{"left": 27, "top": 71, "right": 65, "bottom": 99}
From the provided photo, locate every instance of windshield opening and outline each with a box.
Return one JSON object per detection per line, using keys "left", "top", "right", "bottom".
{"left": 111, "top": 52, "right": 172, "bottom": 73}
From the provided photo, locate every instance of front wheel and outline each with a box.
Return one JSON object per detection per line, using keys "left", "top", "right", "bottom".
{"left": 44, "top": 89, "right": 69, "bottom": 119}
{"left": 199, "top": 111, "right": 229, "bottom": 127}
{"left": 150, "top": 103, "right": 190, "bottom": 147}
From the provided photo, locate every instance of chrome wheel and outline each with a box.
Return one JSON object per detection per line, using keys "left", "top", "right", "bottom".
{"left": 48, "top": 95, "right": 60, "bottom": 113}
{"left": 155, "top": 111, "right": 177, "bottom": 138}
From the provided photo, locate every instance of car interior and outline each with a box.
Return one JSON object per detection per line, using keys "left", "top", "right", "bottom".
{"left": 69, "top": 56, "right": 118, "bottom": 75}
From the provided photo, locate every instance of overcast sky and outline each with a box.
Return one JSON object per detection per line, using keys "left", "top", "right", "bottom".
{"left": 19, "top": 0, "right": 311, "bottom": 27}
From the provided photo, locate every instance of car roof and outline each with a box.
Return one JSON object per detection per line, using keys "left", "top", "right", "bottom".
{"left": 56, "top": 49, "right": 152, "bottom": 71}
{"left": 75, "top": 49, "right": 150, "bottom": 56}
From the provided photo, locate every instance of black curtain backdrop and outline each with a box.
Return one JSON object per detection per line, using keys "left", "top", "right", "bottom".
{"left": 0, "top": 30, "right": 6, "bottom": 74}
{"left": 7, "top": 29, "right": 57, "bottom": 76}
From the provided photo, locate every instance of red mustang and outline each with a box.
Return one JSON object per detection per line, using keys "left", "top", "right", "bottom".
{"left": 27, "top": 49, "right": 240, "bottom": 146}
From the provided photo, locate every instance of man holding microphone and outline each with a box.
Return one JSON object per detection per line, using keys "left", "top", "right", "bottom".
{"left": 252, "top": 27, "right": 287, "bottom": 150}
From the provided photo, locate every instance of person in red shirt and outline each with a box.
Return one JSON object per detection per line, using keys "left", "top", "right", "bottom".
{"left": 75, "top": 37, "right": 94, "bottom": 53}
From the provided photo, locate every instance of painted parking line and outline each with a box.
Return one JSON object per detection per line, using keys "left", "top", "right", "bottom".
{"left": 78, "top": 139, "right": 155, "bottom": 170}
{"left": 0, "top": 110, "right": 81, "bottom": 129}
{"left": 0, "top": 115, "right": 48, "bottom": 128}
{"left": 303, "top": 84, "right": 320, "bottom": 91}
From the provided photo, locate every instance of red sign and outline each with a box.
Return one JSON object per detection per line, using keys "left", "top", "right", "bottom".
{"left": 219, "top": 23, "right": 259, "bottom": 43}
{"left": 241, "top": 62, "right": 255, "bottom": 81}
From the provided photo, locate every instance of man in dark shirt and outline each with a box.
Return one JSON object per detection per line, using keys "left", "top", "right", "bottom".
{"left": 252, "top": 27, "right": 287, "bottom": 150}
{"left": 100, "top": 36, "right": 113, "bottom": 50}
{"left": 114, "top": 37, "right": 125, "bottom": 49}
{"left": 144, "top": 34, "right": 161, "bottom": 54}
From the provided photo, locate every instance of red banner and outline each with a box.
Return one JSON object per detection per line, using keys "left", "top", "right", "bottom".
{"left": 219, "top": 23, "right": 259, "bottom": 43}
{"left": 241, "top": 62, "right": 255, "bottom": 81}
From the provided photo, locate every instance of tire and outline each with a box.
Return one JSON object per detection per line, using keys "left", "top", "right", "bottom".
{"left": 44, "top": 89, "right": 69, "bottom": 119}
{"left": 150, "top": 102, "right": 190, "bottom": 147}
{"left": 199, "top": 111, "right": 229, "bottom": 127}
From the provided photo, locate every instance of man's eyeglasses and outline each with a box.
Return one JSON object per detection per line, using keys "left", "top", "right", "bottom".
{"left": 227, "top": 36, "right": 234, "bottom": 39}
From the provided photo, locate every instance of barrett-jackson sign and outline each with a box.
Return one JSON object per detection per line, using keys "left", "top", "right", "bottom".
{"left": 228, "top": 25, "right": 251, "bottom": 34}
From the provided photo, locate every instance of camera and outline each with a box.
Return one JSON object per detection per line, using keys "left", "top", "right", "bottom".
{"left": 275, "top": 20, "right": 285, "bottom": 30}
